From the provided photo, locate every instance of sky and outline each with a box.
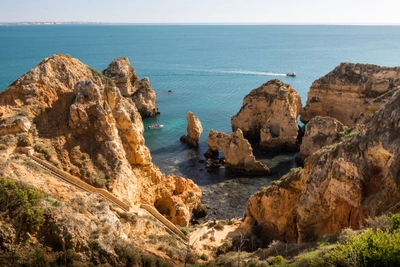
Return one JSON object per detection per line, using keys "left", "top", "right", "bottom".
{"left": 1, "top": 0, "right": 400, "bottom": 25}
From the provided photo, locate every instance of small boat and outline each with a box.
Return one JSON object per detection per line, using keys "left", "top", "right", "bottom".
{"left": 286, "top": 72, "right": 297, "bottom": 77}
{"left": 148, "top": 124, "right": 164, "bottom": 129}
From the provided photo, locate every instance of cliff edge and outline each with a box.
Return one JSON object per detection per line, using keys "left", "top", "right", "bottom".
{"left": 300, "top": 63, "right": 400, "bottom": 127}
{"left": 0, "top": 54, "right": 201, "bottom": 227}
{"left": 243, "top": 87, "right": 400, "bottom": 244}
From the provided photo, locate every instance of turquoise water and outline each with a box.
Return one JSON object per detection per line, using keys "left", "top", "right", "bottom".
{"left": 1, "top": 25, "right": 400, "bottom": 218}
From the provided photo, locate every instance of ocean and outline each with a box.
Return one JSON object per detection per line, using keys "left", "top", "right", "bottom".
{"left": 1, "top": 25, "right": 400, "bottom": 219}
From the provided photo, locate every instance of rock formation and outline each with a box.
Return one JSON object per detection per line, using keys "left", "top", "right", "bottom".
{"left": 0, "top": 116, "right": 31, "bottom": 135}
{"left": 102, "top": 57, "right": 159, "bottom": 118}
{"left": 205, "top": 129, "right": 270, "bottom": 175}
{"left": 0, "top": 54, "right": 201, "bottom": 227}
{"left": 180, "top": 111, "right": 203, "bottom": 147}
{"left": 231, "top": 79, "right": 302, "bottom": 151}
{"left": 243, "top": 88, "right": 400, "bottom": 244}
{"left": 300, "top": 62, "right": 400, "bottom": 127}
{"left": 296, "top": 116, "right": 349, "bottom": 164}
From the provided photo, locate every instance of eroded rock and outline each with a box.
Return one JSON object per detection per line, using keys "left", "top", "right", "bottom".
{"left": 231, "top": 79, "right": 302, "bottom": 151}
{"left": 0, "top": 54, "right": 201, "bottom": 228}
{"left": 180, "top": 111, "right": 203, "bottom": 147}
{"left": 243, "top": 89, "right": 400, "bottom": 243}
{"left": 300, "top": 62, "right": 400, "bottom": 127}
{"left": 296, "top": 116, "right": 349, "bottom": 164}
{"left": 102, "top": 57, "right": 159, "bottom": 118}
{"left": 205, "top": 129, "right": 270, "bottom": 175}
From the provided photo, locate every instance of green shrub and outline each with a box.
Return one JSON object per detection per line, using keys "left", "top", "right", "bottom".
{"left": 321, "top": 228, "right": 400, "bottom": 267}
{"left": 0, "top": 177, "right": 46, "bottom": 231}
{"left": 216, "top": 239, "right": 233, "bottom": 256}
{"left": 362, "top": 213, "right": 392, "bottom": 231}
{"left": 214, "top": 221, "right": 225, "bottom": 231}
{"left": 181, "top": 228, "right": 189, "bottom": 235}
{"left": 267, "top": 255, "right": 285, "bottom": 265}
{"left": 391, "top": 213, "right": 400, "bottom": 230}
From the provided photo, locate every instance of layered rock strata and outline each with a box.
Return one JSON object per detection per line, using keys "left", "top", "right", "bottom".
{"left": 180, "top": 111, "right": 203, "bottom": 147}
{"left": 205, "top": 129, "right": 270, "bottom": 175}
{"left": 243, "top": 88, "right": 400, "bottom": 243}
{"left": 102, "top": 57, "right": 159, "bottom": 118}
{"left": 231, "top": 79, "right": 302, "bottom": 151}
{"left": 296, "top": 116, "right": 349, "bottom": 164}
{"left": 0, "top": 54, "right": 201, "bottom": 227}
{"left": 300, "top": 62, "right": 400, "bottom": 127}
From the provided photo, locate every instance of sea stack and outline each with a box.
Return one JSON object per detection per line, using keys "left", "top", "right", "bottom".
{"left": 180, "top": 111, "right": 203, "bottom": 147}
{"left": 231, "top": 79, "right": 302, "bottom": 151}
{"left": 205, "top": 129, "right": 270, "bottom": 175}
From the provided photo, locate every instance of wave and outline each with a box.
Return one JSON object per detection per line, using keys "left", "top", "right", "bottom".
{"left": 218, "top": 70, "right": 287, "bottom": 76}
{"left": 190, "top": 68, "right": 287, "bottom": 76}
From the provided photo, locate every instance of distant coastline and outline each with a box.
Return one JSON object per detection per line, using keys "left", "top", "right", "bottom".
{"left": 1, "top": 22, "right": 400, "bottom": 26}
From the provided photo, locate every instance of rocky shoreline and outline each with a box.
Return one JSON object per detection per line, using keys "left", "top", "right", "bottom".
{"left": 1, "top": 55, "right": 400, "bottom": 265}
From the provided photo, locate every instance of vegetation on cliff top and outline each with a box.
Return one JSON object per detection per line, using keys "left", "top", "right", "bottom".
{"left": 198, "top": 213, "right": 400, "bottom": 267}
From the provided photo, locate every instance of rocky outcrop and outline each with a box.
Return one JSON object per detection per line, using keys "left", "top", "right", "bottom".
{"left": 205, "top": 129, "right": 270, "bottom": 175}
{"left": 0, "top": 54, "right": 201, "bottom": 227}
{"left": 180, "top": 111, "right": 203, "bottom": 147}
{"left": 231, "top": 79, "right": 302, "bottom": 151}
{"left": 243, "top": 89, "right": 400, "bottom": 243}
{"left": 102, "top": 57, "right": 139, "bottom": 96}
{"left": 102, "top": 57, "right": 159, "bottom": 118}
{"left": 0, "top": 116, "right": 31, "bottom": 135}
{"left": 300, "top": 63, "right": 400, "bottom": 127}
{"left": 296, "top": 116, "right": 349, "bottom": 164}
{"left": 131, "top": 77, "right": 159, "bottom": 118}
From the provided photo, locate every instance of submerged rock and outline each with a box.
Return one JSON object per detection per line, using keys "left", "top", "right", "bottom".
{"left": 231, "top": 79, "right": 302, "bottom": 151}
{"left": 180, "top": 111, "right": 203, "bottom": 147}
{"left": 300, "top": 62, "right": 400, "bottom": 127}
{"left": 205, "top": 129, "right": 270, "bottom": 175}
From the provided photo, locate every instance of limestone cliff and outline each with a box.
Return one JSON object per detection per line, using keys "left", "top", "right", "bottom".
{"left": 296, "top": 116, "right": 349, "bottom": 164}
{"left": 231, "top": 79, "right": 302, "bottom": 151}
{"left": 243, "top": 88, "right": 400, "bottom": 243}
{"left": 102, "top": 57, "right": 159, "bottom": 118}
{"left": 180, "top": 111, "right": 203, "bottom": 147}
{"left": 300, "top": 62, "right": 400, "bottom": 127}
{"left": 0, "top": 54, "right": 201, "bottom": 228}
{"left": 205, "top": 129, "right": 270, "bottom": 175}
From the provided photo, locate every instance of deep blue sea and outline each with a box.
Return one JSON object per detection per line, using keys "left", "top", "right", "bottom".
{"left": 1, "top": 25, "right": 400, "bottom": 219}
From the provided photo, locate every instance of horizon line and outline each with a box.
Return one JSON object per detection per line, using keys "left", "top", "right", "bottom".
{"left": 1, "top": 21, "right": 400, "bottom": 26}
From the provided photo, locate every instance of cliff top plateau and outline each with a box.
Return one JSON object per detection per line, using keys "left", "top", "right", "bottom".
{"left": 300, "top": 62, "right": 400, "bottom": 127}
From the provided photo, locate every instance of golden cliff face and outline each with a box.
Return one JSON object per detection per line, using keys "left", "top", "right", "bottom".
{"left": 231, "top": 79, "right": 302, "bottom": 151}
{"left": 300, "top": 63, "right": 400, "bottom": 127}
{"left": 243, "top": 89, "right": 400, "bottom": 244}
{"left": 102, "top": 57, "right": 159, "bottom": 118}
{"left": 0, "top": 54, "right": 201, "bottom": 227}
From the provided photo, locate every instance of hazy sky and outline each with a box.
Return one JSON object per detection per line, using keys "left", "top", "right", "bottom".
{"left": 1, "top": 0, "right": 400, "bottom": 24}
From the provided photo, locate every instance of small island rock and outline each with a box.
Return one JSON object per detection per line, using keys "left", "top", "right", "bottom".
{"left": 205, "top": 129, "right": 270, "bottom": 175}
{"left": 231, "top": 79, "right": 302, "bottom": 151}
{"left": 180, "top": 111, "right": 203, "bottom": 147}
